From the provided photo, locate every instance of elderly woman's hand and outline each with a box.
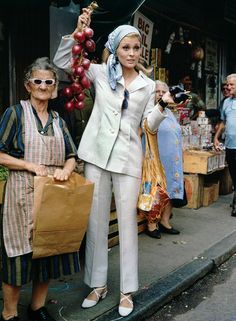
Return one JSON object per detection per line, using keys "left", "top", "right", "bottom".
{"left": 24, "top": 161, "right": 48, "bottom": 176}
{"left": 35, "top": 165, "right": 48, "bottom": 176}
{"left": 53, "top": 168, "right": 71, "bottom": 181}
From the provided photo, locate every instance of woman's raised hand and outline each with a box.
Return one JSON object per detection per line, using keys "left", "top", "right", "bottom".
{"left": 72, "top": 8, "right": 92, "bottom": 36}
{"left": 80, "top": 8, "right": 92, "bottom": 28}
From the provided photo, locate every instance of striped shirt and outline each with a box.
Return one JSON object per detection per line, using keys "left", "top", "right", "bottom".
{"left": 0, "top": 103, "right": 77, "bottom": 159}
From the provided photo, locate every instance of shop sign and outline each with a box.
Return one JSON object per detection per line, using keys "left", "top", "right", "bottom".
{"left": 133, "top": 11, "right": 153, "bottom": 64}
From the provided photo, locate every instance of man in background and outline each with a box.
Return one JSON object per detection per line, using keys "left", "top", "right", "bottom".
{"left": 218, "top": 81, "right": 231, "bottom": 113}
{"left": 214, "top": 74, "right": 236, "bottom": 217}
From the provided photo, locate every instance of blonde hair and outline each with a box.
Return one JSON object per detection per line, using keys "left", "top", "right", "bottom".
{"left": 102, "top": 33, "right": 153, "bottom": 76}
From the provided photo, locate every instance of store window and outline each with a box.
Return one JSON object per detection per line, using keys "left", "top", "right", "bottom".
{"left": 150, "top": 22, "right": 206, "bottom": 94}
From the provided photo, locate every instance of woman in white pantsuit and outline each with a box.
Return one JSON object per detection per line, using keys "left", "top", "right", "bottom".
{"left": 53, "top": 8, "right": 174, "bottom": 317}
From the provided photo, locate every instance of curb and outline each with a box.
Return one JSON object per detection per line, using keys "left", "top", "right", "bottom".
{"left": 93, "top": 231, "right": 236, "bottom": 321}
{"left": 202, "top": 231, "right": 236, "bottom": 267}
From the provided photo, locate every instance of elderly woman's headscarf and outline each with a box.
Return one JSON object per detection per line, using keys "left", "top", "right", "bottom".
{"left": 105, "top": 25, "right": 141, "bottom": 90}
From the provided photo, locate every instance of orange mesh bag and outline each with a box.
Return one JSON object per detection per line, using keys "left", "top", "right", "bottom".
{"left": 137, "top": 120, "right": 169, "bottom": 223}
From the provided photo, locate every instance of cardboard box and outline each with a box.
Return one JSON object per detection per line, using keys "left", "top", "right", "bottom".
{"left": 184, "top": 174, "right": 204, "bottom": 209}
{"left": 183, "top": 150, "right": 221, "bottom": 174}
{"left": 158, "top": 68, "right": 166, "bottom": 82}
{"left": 213, "top": 181, "right": 220, "bottom": 201}
{"left": 197, "top": 117, "right": 209, "bottom": 125}
{"left": 219, "top": 166, "right": 233, "bottom": 195}
{"left": 203, "top": 181, "right": 219, "bottom": 206}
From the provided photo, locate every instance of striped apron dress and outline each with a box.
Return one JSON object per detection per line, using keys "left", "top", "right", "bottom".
{"left": 1, "top": 100, "right": 80, "bottom": 286}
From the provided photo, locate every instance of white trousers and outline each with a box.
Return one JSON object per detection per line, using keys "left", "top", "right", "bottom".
{"left": 84, "top": 163, "right": 141, "bottom": 293}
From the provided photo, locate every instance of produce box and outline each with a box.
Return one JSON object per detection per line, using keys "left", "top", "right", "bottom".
{"left": 203, "top": 181, "right": 219, "bottom": 206}
{"left": 184, "top": 173, "right": 204, "bottom": 209}
{"left": 219, "top": 166, "right": 233, "bottom": 195}
{"left": 183, "top": 150, "right": 222, "bottom": 174}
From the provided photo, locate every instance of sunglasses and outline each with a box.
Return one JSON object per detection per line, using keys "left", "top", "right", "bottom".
{"left": 29, "top": 78, "right": 56, "bottom": 86}
{"left": 122, "top": 89, "right": 129, "bottom": 109}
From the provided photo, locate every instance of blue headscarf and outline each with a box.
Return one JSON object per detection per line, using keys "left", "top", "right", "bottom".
{"left": 105, "top": 25, "right": 141, "bottom": 90}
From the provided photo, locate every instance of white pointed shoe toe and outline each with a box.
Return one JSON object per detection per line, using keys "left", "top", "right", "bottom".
{"left": 118, "top": 292, "right": 134, "bottom": 317}
{"left": 81, "top": 286, "right": 108, "bottom": 308}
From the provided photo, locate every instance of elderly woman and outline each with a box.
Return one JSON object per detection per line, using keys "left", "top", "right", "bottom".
{"left": 146, "top": 80, "right": 183, "bottom": 238}
{"left": 0, "top": 57, "right": 80, "bottom": 321}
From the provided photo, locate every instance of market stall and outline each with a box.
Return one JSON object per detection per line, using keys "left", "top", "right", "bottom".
{"left": 183, "top": 149, "right": 230, "bottom": 209}
{"left": 179, "top": 111, "right": 232, "bottom": 209}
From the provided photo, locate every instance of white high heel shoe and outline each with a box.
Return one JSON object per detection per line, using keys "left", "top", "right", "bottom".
{"left": 118, "top": 292, "right": 134, "bottom": 317}
{"left": 81, "top": 285, "right": 108, "bottom": 308}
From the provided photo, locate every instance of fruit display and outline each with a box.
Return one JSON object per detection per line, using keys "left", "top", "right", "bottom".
{"left": 63, "top": 1, "right": 98, "bottom": 111}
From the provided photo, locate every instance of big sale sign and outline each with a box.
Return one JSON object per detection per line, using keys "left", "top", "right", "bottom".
{"left": 133, "top": 11, "right": 154, "bottom": 65}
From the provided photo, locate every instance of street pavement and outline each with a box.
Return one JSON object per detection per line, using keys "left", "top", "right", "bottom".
{"left": 1, "top": 192, "right": 236, "bottom": 321}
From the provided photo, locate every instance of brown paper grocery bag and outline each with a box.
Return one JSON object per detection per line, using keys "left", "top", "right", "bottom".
{"left": 32, "top": 172, "right": 94, "bottom": 259}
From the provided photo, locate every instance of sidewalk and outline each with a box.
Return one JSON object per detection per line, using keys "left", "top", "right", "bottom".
{"left": 1, "top": 193, "right": 236, "bottom": 321}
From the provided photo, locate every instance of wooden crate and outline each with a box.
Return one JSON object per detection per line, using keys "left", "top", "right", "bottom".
{"left": 183, "top": 150, "right": 222, "bottom": 174}
{"left": 0, "top": 181, "right": 6, "bottom": 205}
{"left": 219, "top": 166, "right": 233, "bottom": 195}
{"left": 213, "top": 182, "right": 220, "bottom": 202}
{"left": 203, "top": 181, "right": 219, "bottom": 206}
{"left": 184, "top": 173, "right": 204, "bottom": 209}
{"left": 108, "top": 211, "right": 146, "bottom": 248}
